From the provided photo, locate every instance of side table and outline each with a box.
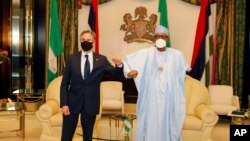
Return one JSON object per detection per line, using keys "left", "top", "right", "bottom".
{"left": 85, "top": 114, "right": 136, "bottom": 141}
{"left": 109, "top": 114, "right": 136, "bottom": 127}
{"left": 229, "top": 110, "right": 250, "bottom": 125}
{"left": 0, "top": 102, "right": 25, "bottom": 138}
{"left": 12, "top": 89, "right": 46, "bottom": 112}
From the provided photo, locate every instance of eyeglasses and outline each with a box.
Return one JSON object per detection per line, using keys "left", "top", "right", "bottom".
{"left": 154, "top": 35, "right": 168, "bottom": 39}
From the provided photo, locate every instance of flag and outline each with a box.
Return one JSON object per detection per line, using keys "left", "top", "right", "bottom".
{"left": 158, "top": 0, "right": 171, "bottom": 47}
{"left": 48, "top": 0, "right": 63, "bottom": 84}
{"left": 188, "top": 0, "right": 211, "bottom": 80}
{"left": 123, "top": 115, "right": 132, "bottom": 134}
{"left": 88, "top": 0, "right": 99, "bottom": 54}
{"left": 77, "top": 0, "right": 82, "bottom": 9}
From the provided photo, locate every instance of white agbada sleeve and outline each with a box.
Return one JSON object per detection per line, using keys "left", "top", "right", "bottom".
{"left": 123, "top": 47, "right": 154, "bottom": 141}
{"left": 123, "top": 48, "right": 152, "bottom": 94}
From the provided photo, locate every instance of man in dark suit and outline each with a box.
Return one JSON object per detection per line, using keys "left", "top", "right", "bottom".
{"left": 60, "top": 30, "right": 123, "bottom": 141}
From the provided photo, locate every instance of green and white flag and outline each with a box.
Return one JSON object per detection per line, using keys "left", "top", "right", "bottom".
{"left": 123, "top": 115, "right": 132, "bottom": 134}
{"left": 48, "top": 0, "right": 63, "bottom": 84}
{"left": 158, "top": 0, "right": 171, "bottom": 47}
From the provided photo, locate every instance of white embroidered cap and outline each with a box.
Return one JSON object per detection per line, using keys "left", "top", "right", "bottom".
{"left": 155, "top": 25, "right": 169, "bottom": 36}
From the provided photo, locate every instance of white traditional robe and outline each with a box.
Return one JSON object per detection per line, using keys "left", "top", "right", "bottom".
{"left": 123, "top": 47, "right": 190, "bottom": 141}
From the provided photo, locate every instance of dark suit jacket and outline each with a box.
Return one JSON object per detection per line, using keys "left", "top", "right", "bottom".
{"left": 60, "top": 52, "right": 123, "bottom": 115}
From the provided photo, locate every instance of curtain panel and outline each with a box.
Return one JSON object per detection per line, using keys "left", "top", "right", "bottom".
{"left": 233, "top": 0, "right": 246, "bottom": 106}
{"left": 215, "top": 0, "right": 246, "bottom": 105}
{"left": 57, "top": 0, "right": 78, "bottom": 75}
{"left": 182, "top": 0, "right": 247, "bottom": 105}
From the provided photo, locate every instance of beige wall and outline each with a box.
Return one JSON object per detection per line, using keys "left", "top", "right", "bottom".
{"left": 78, "top": 0, "right": 216, "bottom": 68}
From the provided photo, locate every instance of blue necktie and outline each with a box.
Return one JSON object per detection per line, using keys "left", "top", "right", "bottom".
{"left": 84, "top": 55, "right": 90, "bottom": 80}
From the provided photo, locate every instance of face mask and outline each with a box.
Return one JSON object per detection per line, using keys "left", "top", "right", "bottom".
{"left": 155, "top": 38, "right": 166, "bottom": 48}
{"left": 81, "top": 41, "right": 93, "bottom": 51}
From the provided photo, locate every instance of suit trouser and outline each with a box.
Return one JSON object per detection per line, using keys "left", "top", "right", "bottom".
{"left": 61, "top": 109, "right": 96, "bottom": 141}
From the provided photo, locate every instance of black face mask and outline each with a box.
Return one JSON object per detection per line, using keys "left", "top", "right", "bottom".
{"left": 81, "top": 41, "right": 93, "bottom": 51}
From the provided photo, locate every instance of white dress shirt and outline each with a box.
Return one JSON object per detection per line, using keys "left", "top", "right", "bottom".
{"left": 81, "top": 51, "right": 93, "bottom": 79}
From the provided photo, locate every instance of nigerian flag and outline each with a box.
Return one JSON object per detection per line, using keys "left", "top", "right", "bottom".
{"left": 158, "top": 0, "right": 171, "bottom": 47}
{"left": 48, "top": 0, "right": 63, "bottom": 84}
{"left": 123, "top": 115, "right": 132, "bottom": 134}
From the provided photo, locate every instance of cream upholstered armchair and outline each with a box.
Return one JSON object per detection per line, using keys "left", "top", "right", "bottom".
{"left": 36, "top": 76, "right": 102, "bottom": 141}
{"left": 208, "top": 85, "right": 240, "bottom": 116}
{"left": 182, "top": 75, "right": 218, "bottom": 141}
{"left": 100, "top": 81, "right": 124, "bottom": 114}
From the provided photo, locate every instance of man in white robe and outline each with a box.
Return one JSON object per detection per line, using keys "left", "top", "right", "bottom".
{"left": 123, "top": 25, "right": 190, "bottom": 141}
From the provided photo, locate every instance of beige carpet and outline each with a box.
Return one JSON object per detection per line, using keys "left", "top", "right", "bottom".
{"left": 212, "top": 120, "right": 230, "bottom": 141}
{"left": 0, "top": 104, "right": 230, "bottom": 141}
{"left": 0, "top": 112, "right": 42, "bottom": 141}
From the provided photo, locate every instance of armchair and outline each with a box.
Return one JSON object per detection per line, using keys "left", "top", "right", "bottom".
{"left": 100, "top": 81, "right": 124, "bottom": 114}
{"left": 208, "top": 85, "right": 240, "bottom": 116}
{"left": 36, "top": 76, "right": 102, "bottom": 141}
{"left": 182, "top": 75, "right": 218, "bottom": 141}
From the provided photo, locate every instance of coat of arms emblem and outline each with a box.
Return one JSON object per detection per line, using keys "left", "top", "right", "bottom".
{"left": 120, "top": 6, "right": 157, "bottom": 43}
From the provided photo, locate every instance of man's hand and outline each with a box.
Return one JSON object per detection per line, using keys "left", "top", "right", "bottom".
{"left": 128, "top": 70, "right": 138, "bottom": 78}
{"left": 61, "top": 106, "right": 70, "bottom": 116}
{"left": 112, "top": 57, "right": 122, "bottom": 67}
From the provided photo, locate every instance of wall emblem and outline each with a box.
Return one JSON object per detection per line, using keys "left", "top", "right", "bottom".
{"left": 120, "top": 6, "right": 157, "bottom": 43}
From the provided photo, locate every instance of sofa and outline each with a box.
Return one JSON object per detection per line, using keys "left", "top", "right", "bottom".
{"left": 36, "top": 75, "right": 218, "bottom": 141}
{"left": 208, "top": 85, "right": 240, "bottom": 116}
{"left": 36, "top": 76, "right": 102, "bottom": 141}
{"left": 101, "top": 81, "right": 125, "bottom": 114}
{"left": 182, "top": 75, "right": 219, "bottom": 141}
